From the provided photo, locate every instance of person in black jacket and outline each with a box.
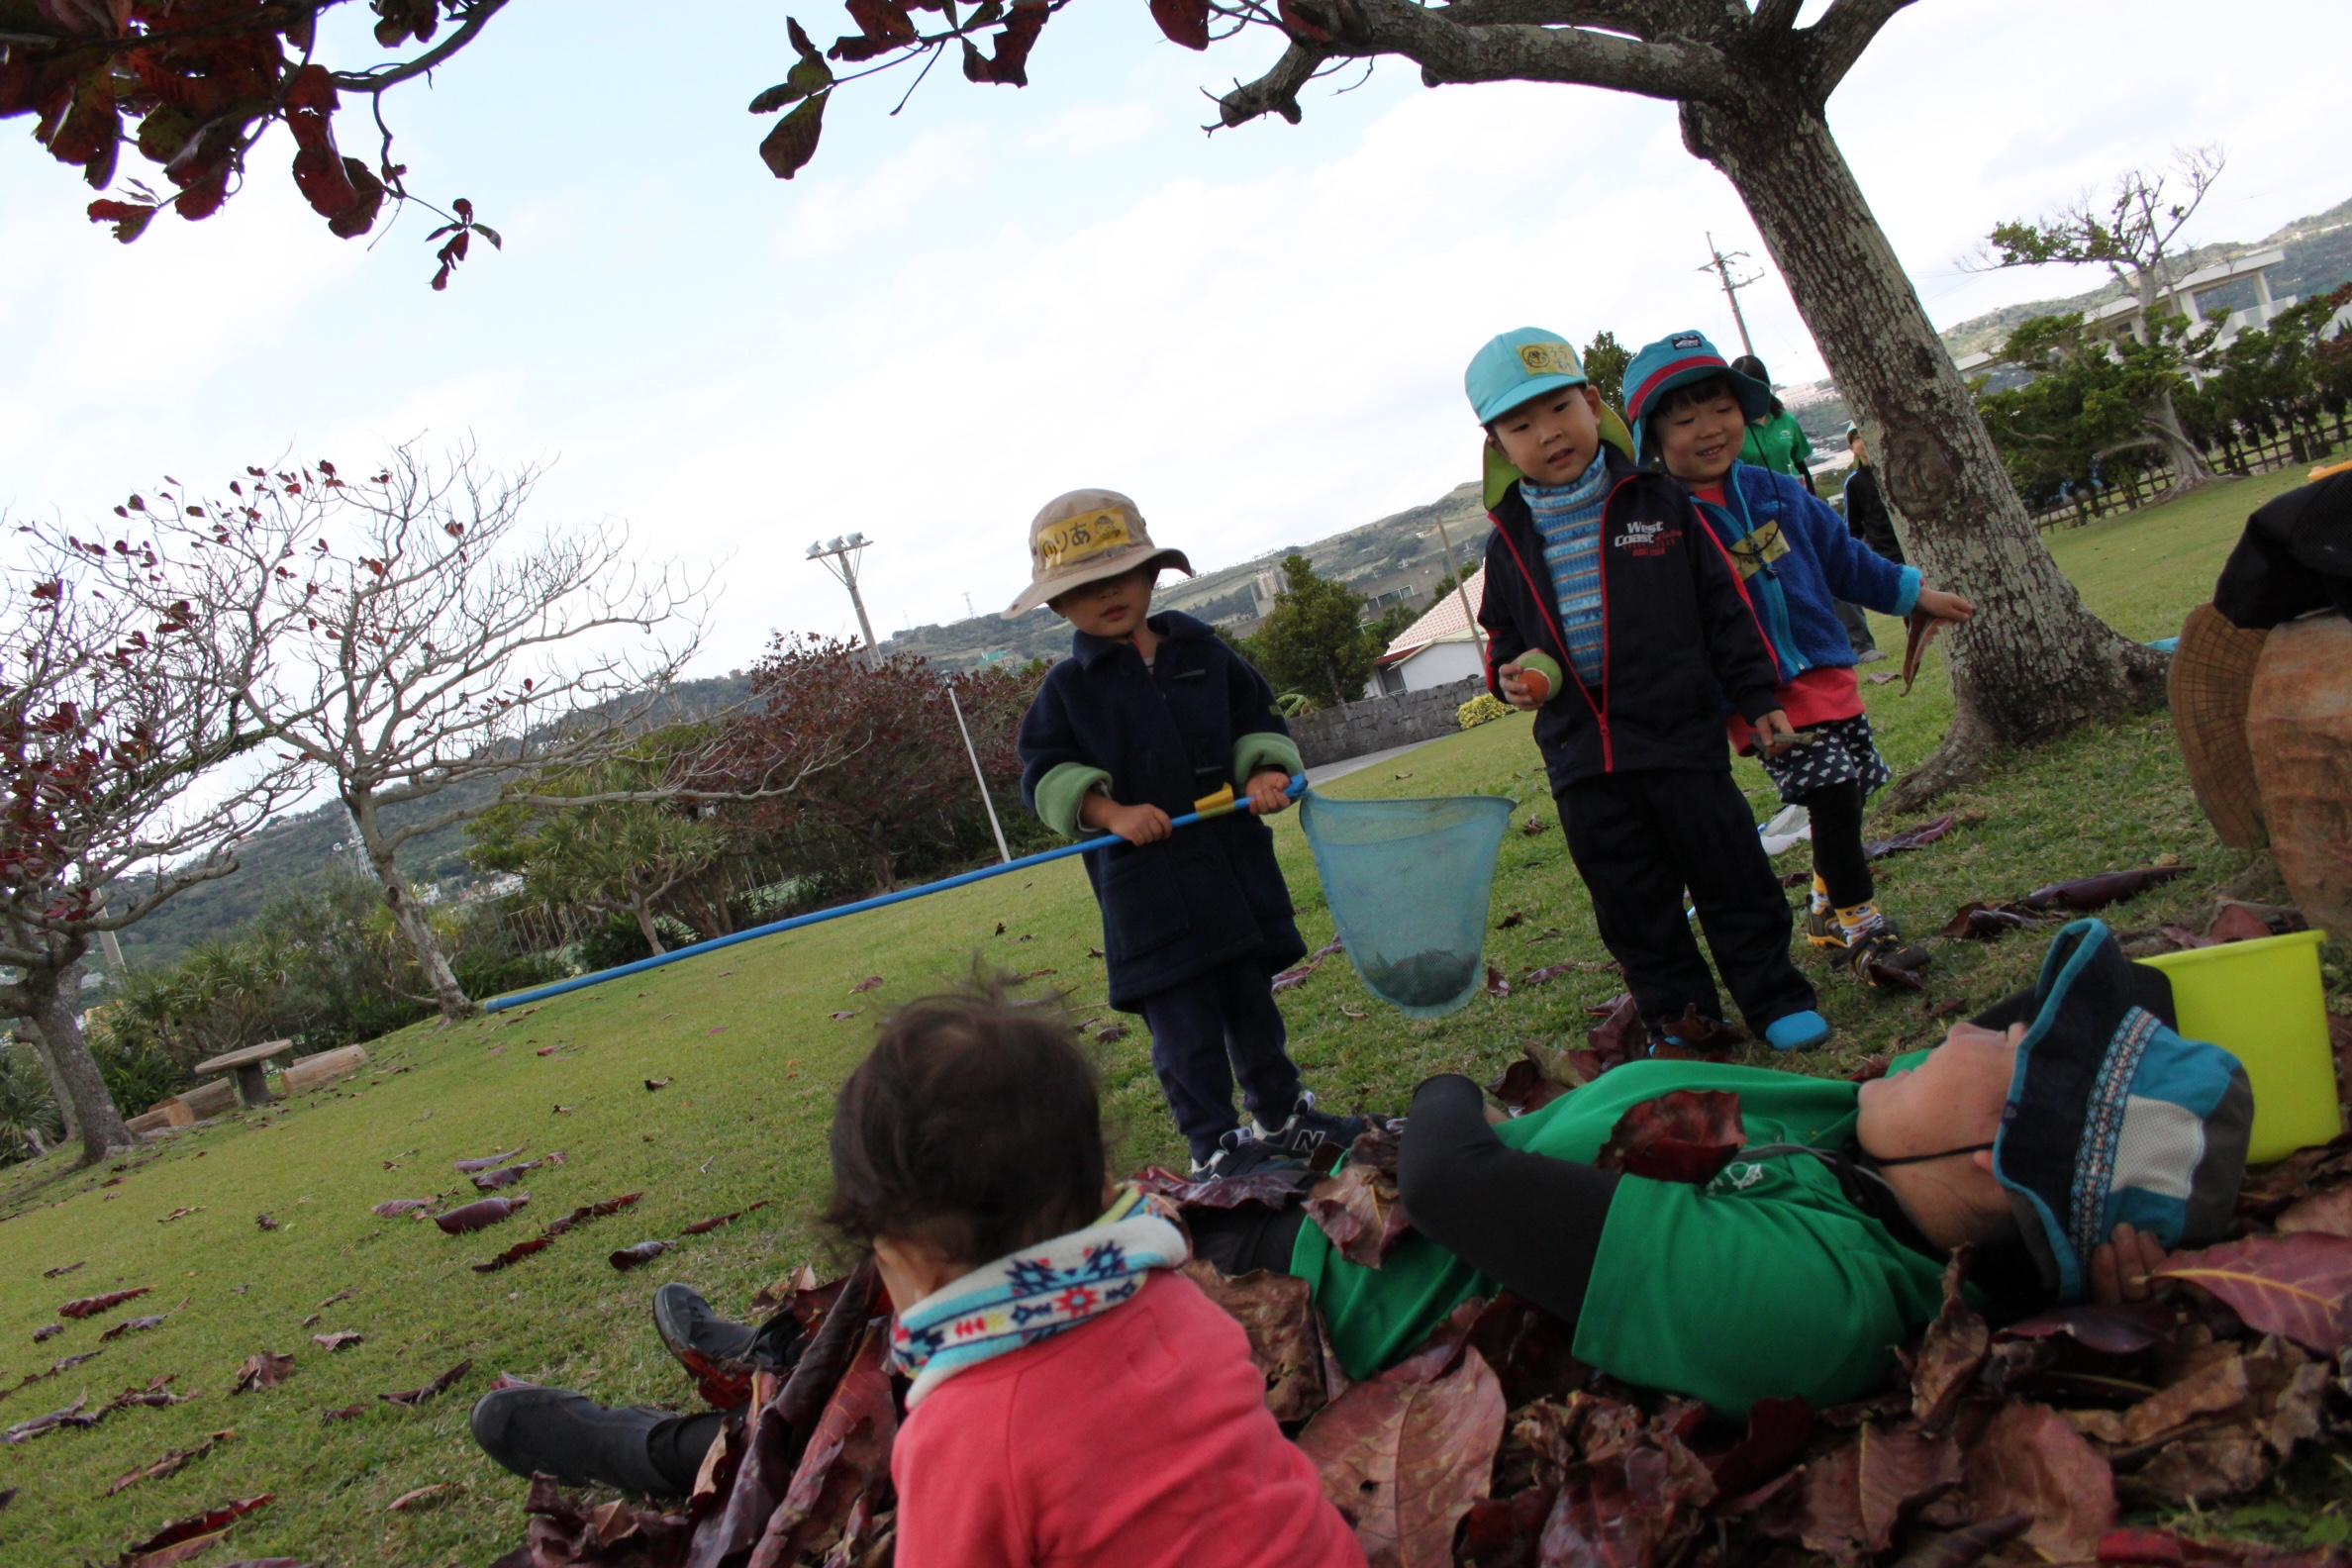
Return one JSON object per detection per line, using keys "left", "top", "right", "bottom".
{"left": 1009, "top": 488, "right": 1363, "bottom": 1176}
{"left": 1465, "top": 328, "right": 1829, "bottom": 1053}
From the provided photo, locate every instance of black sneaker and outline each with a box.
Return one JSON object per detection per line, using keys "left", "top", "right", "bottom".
{"left": 469, "top": 1384, "right": 681, "bottom": 1496}
{"left": 1254, "top": 1091, "right": 1375, "bottom": 1160}
{"left": 1190, "top": 1127, "right": 1303, "bottom": 1183}
{"left": 653, "top": 1283, "right": 801, "bottom": 1409}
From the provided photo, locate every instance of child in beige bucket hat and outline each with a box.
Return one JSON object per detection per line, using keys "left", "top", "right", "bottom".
{"left": 1008, "top": 488, "right": 1368, "bottom": 1177}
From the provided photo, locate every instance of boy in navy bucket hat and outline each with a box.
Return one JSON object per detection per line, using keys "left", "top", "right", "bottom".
{"left": 1464, "top": 326, "right": 1831, "bottom": 1053}
{"left": 1624, "top": 330, "right": 1977, "bottom": 989}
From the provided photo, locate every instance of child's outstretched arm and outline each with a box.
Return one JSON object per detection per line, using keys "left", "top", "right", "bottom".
{"left": 1774, "top": 471, "right": 1922, "bottom": 618}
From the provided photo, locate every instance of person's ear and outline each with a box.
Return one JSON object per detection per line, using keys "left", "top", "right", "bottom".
{"left": 1580, "top": 386, "right": 1604, "bottom": 417}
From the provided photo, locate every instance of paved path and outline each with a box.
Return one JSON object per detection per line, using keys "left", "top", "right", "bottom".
{"left": 1306, "top": 738, "right": 1437, "bottom": 787}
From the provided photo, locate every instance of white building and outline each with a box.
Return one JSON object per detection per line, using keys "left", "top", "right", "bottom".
{"left": 1372, "top": 567, "right": 1487, "bottom": 696}
{"left": 1955, "top": 247, "right": 2300, "bottom": 384}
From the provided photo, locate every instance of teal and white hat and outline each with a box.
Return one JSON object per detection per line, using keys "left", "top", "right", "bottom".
{"left": 1464, "top": 327, "right": 1589, "bottom": 426}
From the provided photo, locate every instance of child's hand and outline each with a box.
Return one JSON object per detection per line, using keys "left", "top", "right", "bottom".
{"left": 1753, "top": 709, "right": 1801, "bottom": 756}
{"left": 1916, "top": 588, "right": 1976, "bottom": 624}
{"left": 1243, "top": 769, "right": 1295, "bottom": 817}
{"left": 1496, "top": 662, "right": 1543, "bottom": 711}
{"left": 2089, "top": 1223, "right": 2171, "bottom": 1306}
{"left": 1104, "top": 802, "right": 1173, "bottom": 845}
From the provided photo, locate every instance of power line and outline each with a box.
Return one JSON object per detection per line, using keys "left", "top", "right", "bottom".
{"left": 1698, "top": 231, "right": 1764, "bottom": 356}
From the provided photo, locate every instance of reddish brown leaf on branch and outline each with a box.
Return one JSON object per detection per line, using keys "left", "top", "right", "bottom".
{"left": 60, "top": 1286, "right": 151, "bottom": 1320}
{"left": 960, "top": 0, "right": 1048, "bottom": 85}
{"left": 1294, "top": 1346, "right": 1506, "bottom": 1567}
{"left": 434, "top": 1194, "right": 529, "bottom": 1234}
{"left": 759, "top": 93, "right": 829, "bottom": 180}
{"left": 1149, "top": 0, "right": 1213, "bottom": 49}
{"left": 2154, "top": 1233, "right": 2352, "bottom": 1353}
{"left": 1595, "top": 1090, "right": 1745, "bottom": 1184}
{"left": 231, "top": 1352, "right": 296, "bottom": 1395}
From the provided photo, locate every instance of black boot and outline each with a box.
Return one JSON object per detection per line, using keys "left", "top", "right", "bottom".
{"left": 468, "top": 1385, "right": 686, "bottom": 1496}
{"left": 653, "top": 1284, "right": 802, "bottom": 1409}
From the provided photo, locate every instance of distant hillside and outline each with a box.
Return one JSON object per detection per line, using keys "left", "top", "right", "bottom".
{"left": 110, "top": 673, "right": 753, "bottom": 971}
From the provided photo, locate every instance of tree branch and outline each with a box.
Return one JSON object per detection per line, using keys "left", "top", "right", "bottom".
{"left": 1804, "top": 0, "right": 1911, "bottom": 98}
{"left": 328, "top": 0, "right": 510, "bottom": 96}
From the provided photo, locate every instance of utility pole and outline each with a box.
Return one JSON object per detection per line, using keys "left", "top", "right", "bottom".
{"left": 806, "top": 533, "right": 879, "bottom": 655}
{"left": 1699, "top": 231, "right": 1762, "bottom": 357}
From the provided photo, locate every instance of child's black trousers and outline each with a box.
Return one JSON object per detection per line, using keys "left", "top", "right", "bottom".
{"left": 1136, "top": 957, "right": 1302, "bottom": 1164}
{"left": 1556, "top": 769, "right": 1816, "bottom": 1033}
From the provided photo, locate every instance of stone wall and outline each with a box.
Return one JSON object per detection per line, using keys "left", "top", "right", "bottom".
{"left": 1291, "top": 675, "right": 1487, "bottom": 768}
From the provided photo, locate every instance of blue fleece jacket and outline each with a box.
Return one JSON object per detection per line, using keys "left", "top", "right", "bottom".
{"left": 1690, "top": 462, "right": 1922, "bottom": 683}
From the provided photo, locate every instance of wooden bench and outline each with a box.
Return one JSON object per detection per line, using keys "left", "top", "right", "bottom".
{"left": 281, "top": 1044, "right": 369, "bottom": 1094}
{"left": 161, "top": 1078, "right": 237, "bottom": 1126}
{"left": 191, "top": 1039, "right": 295, "bottom": 1109}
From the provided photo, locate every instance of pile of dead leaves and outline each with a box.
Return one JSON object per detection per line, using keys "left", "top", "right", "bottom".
{"left": 493, "top": 1097, "right": 2352, "bottom": 1567}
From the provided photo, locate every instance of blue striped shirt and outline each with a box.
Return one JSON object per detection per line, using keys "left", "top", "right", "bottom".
{"left": 1523, "top": 458, "right": 1612, "bottom": 685}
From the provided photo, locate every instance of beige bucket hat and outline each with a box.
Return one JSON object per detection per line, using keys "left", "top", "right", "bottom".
{"left": 2169, "top": 602, "right": 2270, "bottom": 850}
{"left": 1005, "top": 488, "right": 1193, "bottom": 617}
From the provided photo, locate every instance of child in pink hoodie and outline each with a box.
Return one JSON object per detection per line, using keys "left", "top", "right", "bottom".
{"left": 826, "top": 985, "right": 1365, "bottom": 1568}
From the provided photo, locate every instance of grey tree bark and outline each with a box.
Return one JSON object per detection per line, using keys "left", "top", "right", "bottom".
{"left": 22, "top": 1025, "right": 80, "bottom": 1148}
{"left": 18, "top": 958, "right": 135, "bottom": 1165}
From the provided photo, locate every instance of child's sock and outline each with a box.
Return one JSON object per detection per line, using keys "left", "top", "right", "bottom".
{"left": 1836, "top": 901, "right": 1887, "bottom": 940}
{"left": 1810, "top": 873, "right": 1833, "bottom": 916}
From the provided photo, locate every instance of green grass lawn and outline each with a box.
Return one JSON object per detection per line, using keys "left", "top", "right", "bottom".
{"left": 4, "top": 460, "right": 2346, "bottom": 1564}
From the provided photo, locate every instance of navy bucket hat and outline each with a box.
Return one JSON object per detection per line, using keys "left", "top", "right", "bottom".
{"left": 1991, "top": 920, "right": 2254, "bottom": 1303}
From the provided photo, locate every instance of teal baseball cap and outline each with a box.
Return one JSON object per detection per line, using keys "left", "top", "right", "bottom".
{"left": 1465, "top": 328, "right": 1588, "bottom": 426}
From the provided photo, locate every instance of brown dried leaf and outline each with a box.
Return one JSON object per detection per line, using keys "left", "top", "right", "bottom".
{"left": 1945, "top": 1402, "right": 2115, "bottom": 1565}
{"left": 1131, "top": 1163, "right": 1317, "bottom": 1213}
{"left": 1182, "top": 1263, "right": 1327, "bottom": 1421}
{"left": 452, "top": 1146, "right": 523, "bottom": 1172}
{"left": 116, "top": 1493, "right": 275, "bottom": 1567}
{"left": 31, "top": 1323, "right": 63, "bottom": 1343}
{"left": 254, "top": 1215, "right": 278, "bottom": 1232}
{"left": 60, "top": 1286, "right": 151, "bottom": 1320}
{"left": 2155, "top": 1233, "right": 2352, "bottom": 1353}
{"left": 1777, "top": 1421, "right": 1963, "bottom": 1556}
{"left": 1995, "top": 1301, "right": 2176, "bottom": 1356}
{"left": 849, "top": 975, "right": 883, "bottom": 992}
{"left": 158, "top": 1206, "right": 201, "bottom": 1224}
{"left": 2275, "top": 1184, "right": 2352, "bottom": 1238}
{"left": 646, "top": 1077, "right": 673, "bottom": 1090}
{"left": 107, "top": 1429, "right": 237, "bottom": 1496}
{"left": 2018, "top": 865, "right": 2191, "bottom": 914}
{"left": 100, "top": 1314, "right": 168, "bottom": 1342}
{"left": 230, "top": 1352, "right": 296, "bottom": 1394}
{"left": 1295, "top": 1346, "right": 1506, "bottom": 1568}
{"left": 1594, "top": 1090, "right": 1745, "bottom": 1184}
{"left": 1909, "top": 1251, "right": 1989, "bottom": 1429}
{"left": 610, "top": 1239, "right": 676, "bottom": 1271}
{"left": 371, "top": 1199, "right": 433, "bottom": 1219}
{"left": 387, "top": 1483, "right": 448, "bottom": 1512}
{"left": 43, "top": 1261, "right": 86, "bottom": 1278}
{"left": 4, "top": 1393, "right": 99, "bottom": 1444}
{"left": 311, "top": 1330, "right": 363, "bottom": 1352}
{"left": 380, "top": 1358, "right": 471, "bottom": 1408}
{"left": 433, "top": 1194, "right": 530, "bottom": 1234}
{"left": 748, "top": 1323, "right": 901, "bottom": 1564}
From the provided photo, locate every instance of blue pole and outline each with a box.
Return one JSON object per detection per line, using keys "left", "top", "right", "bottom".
{"left": 482, "top": 773, "right": 1307, "bottom": 1014}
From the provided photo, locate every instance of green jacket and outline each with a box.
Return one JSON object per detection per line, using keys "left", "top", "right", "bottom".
{"left": 1290, "top": 1059, "right": 1951, "bottom": 1415}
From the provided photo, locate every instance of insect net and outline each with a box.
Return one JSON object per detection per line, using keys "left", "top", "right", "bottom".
{"left": 1298, "top": 790, "right": 1516, "bottom": 1019}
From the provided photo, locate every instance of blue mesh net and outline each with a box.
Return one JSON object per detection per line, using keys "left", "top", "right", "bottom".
{"left": 1299, "top": 790, "right": 1517, "bottom": 1019}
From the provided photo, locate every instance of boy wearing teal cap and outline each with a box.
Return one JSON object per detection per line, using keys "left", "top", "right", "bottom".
{"left": 1465, "top": 327, "right": 1829, "bottom": 1053}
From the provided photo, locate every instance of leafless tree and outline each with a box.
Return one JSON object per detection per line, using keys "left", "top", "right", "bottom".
{"left": 106, "top": 443, "right": 830, "bottom": 1023}
{"left": 1, "top": 532, "right": 304, "bottom": 1164}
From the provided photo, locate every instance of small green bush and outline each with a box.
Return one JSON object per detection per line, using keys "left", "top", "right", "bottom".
{"left": 1457, "top": 692, "right": 1511, "bottom": 730}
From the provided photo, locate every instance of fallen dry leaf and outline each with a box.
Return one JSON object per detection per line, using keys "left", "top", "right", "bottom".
{"left": 312, "top": 1331, "right": 363, "bottom": 1352}
{"left": 231, "top": 1352, "right": 296, "bottom": 1395}
{"left": 2018, "top": 865, "right": 2191, "bottom": 914}
{"left": 2155, "top": 1233, "right": 2352, "bottom": 1354}
{"left": 4, "top": 1393, "right": 99, "bottom": 1444}
{"left": 60, "top": 1287, "right": 151, "bottom": 1321}
{"left": 434, "top": 1194, "right": 531, "bottom": 1235}
{"left": 2275, "top": 1185, "right": 2352, "bottom": 1239}
{"left": 371, "top": 1198, "right": 432, "bottom": 1219}
{"left": 1594, "top": 1090, "right": 1745, "bottom": 1184}
{"left": 31, "top": 1323, "right": 62, "bottom": 1343}
{"left": 610, "top": 1239, "right": 676, "bottom": 1271}
{"left": 1306, "top": 1130, "right": 1412, "bottom": 1269}
{"left": 682, "top": 1202, "right": 770, "bottom": 1236}
{"left": 107, "top": 1429, "right": 237, "bottom": 1496}
{"left": 452, "top": 1146, "right": 523, "bottom": 1173}
{"left": 157, "top": 1207, "right": 201, "bottom": 1224}
{"left": 254, "top": 1215, "right": 278, "bottom": 1232}
{"left": 1183, "top": 1263, "right": 1329, "bottom": 1422}
{"left": 380, "top": 1359, "right": 472, "bottom": 1408}
{"left": 645, "top": 1077, "right": 673, "bottom": 1090}
{"left": 1295, "top": 1346, "right": 1506, "bottom": 1568}
{"left": 99, "top": 1315, "right": 168, "bottom": 1342}
{"left": 850, "top": 975, "right": 883, "bottom": 992}
{"left": 1933, "top": 1401, "right": 2115, "bottom": 1564}
{"left": 42, "top": 1261, "right": 86, "bottom": 1279}
{"left": 388, "top": 1483, "right": 449, "bottom": 1512}
{"left": 114, "top": 1492, "right": 273, "bottom": 1568}
{"left": 472, "top": 1192, "right": 644, "bottom": 1272}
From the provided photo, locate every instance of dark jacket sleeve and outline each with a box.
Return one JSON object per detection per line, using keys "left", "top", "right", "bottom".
{"left": 1475, "top": 536, "right": 1531, "bottom": 701}
{"left": 1017, "top": 672, "right": 1085, "bottom": 811}
{"left": 1682, "top": 494, "right": 1784, "bottom": 723}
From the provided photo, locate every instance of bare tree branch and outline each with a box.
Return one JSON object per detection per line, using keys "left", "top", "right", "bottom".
{"left": 1804, "top": 0, "right": 1912, "bottom": 98}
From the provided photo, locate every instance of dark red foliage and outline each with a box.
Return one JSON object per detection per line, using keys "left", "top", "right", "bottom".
{"left": 681, "top": 1202, "right": 769, "bottom": 1235}
{"left": 1149, "top": 0, "right": 1213, "bottom": 49}
{"left": 2017, "top": 865, "right": 2191, "bottom": 913}
{"left": 1863, "top": 815, "right": 1957, "bottom": 860}
{"left": 1294, "top": 1347, "right": 1506, "bottom": 1566}
{"left": 1305, "top": 1128, "right": 1412, "bottom": 1268}
{"left": 1131, "top": 1163, "right": 1318, "bottom": 1212}
{"left": 1594, "top": 1090, "right": 1746, "bottom": 1184}
{"left": 60, "top": 1286, "right": 151, "bottom": 1320}
{"left": 2154, "top": 1233, "right": 2352, "bottom": 1353}
{"left": 1940, "top": 902, "right": 2048, "bottom": 939}
{"left": 114, "top": 1492, "right": 274, "bottom": 1568}
{"left": 453, "top": 1146, "right": 524, "bottom": 1172}
{"left": 1995, "top": 1302, "right": 2176, "bottom": 1356}
{"left": 473, "top": 1192, "right": 644, "bottom": 1271}
{"left": 230, "top": 1352, "right": 295, "bottom": 1395}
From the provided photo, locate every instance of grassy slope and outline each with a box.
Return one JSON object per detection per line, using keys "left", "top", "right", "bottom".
{"left": 3, "top": 462, "right": 2344, "bottom": 1564}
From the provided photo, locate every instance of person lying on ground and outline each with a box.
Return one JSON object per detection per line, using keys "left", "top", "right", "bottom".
{"left": 472, "top": 920, "right": 2248, "bottom": 1498}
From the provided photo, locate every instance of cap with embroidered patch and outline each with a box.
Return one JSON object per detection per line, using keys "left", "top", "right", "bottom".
{"left": 1622, "top": 329, "right": 1775, "bottom": 460}
{"left": 1465, "top": 328, "right": 1590, "bottom": 426}
{"left": 1005, "top": 489, "right": 1193, "bottom": 618}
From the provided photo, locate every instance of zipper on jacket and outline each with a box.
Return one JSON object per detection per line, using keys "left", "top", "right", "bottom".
{"left": 1489, "top": 494, "right": 1614, "bottom": 772}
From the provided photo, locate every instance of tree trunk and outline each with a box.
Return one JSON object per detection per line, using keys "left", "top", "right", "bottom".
{"left": 353, "top": 796, "right": 476, "bottom": 1022}
{"left": 2146, "top": 385, "right": 2214, "bottom": 496}
{"left": 25, "top": 965, "right": 134, "bottom": 1165}
{"left": 23, "top": 1026, "right": 80, "bottom": 1147}
{"left": 629, "top": 894, "right": 669, "bottom": 956}
{"left": 1684, "top": 90, "right": 2168, "bottom": 803}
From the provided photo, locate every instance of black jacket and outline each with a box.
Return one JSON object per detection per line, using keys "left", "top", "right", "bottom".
{"left": 1018, "top": 613, "right": 1306, "bottom": 1011}
{"left": 1840, "top": 465, "right": 1906, "bottom": 564}
{"left": 1477, "top": 448, "right": 1783, "bottom": 791}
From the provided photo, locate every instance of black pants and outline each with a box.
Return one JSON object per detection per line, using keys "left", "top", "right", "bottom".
{"left": 1557, "top": 770, "right": 1815, "bottom": 1032}
{"left": 1799, "top": 779, "right": 1875, "bottom": 909}
{"left": 1834, "top": 599, "right": 1877, "bottom": 654}
{"left": 1137, "top": 957, "right": 1302, "bottom": 1164}
{"left": 1189, "top": 1075, "right": 1616, "bottom": 1333}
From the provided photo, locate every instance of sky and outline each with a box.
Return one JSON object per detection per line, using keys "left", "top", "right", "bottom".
{"left": 3, "top": 0, "right": 2345, "bottom": 677}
